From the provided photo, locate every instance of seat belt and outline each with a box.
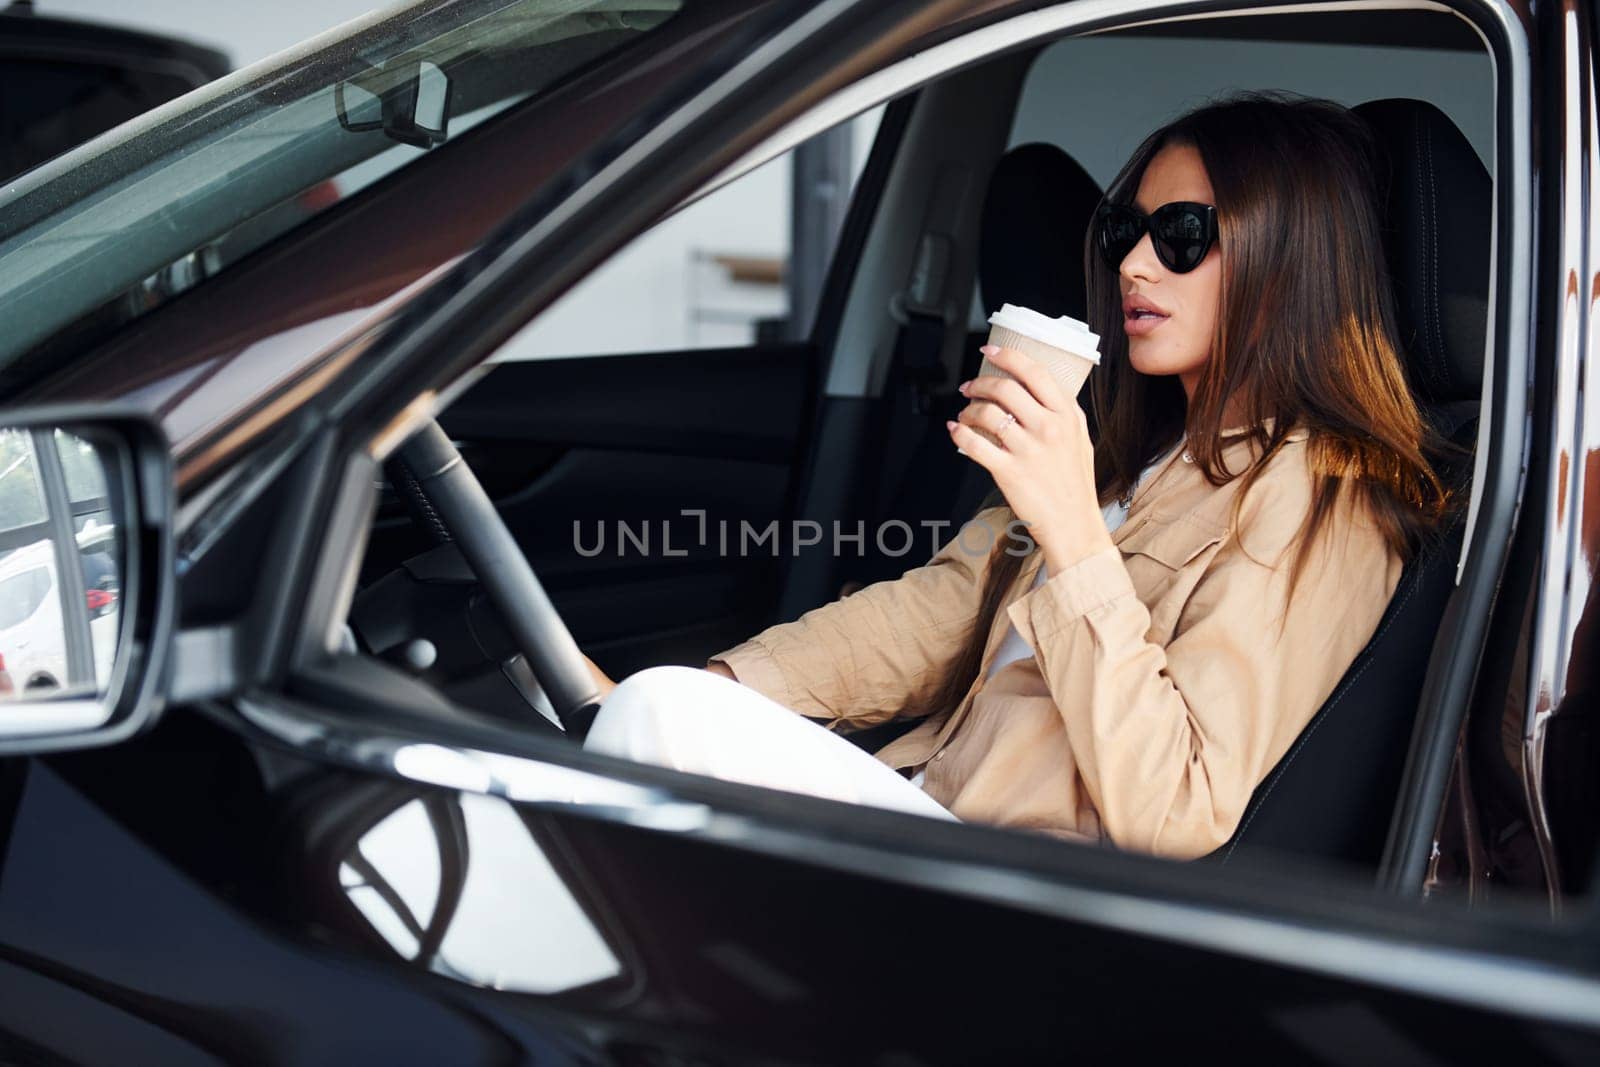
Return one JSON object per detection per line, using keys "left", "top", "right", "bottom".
{"left": 866, "top": 165, "right": 976, "bottom": 542}
{"left": 886, "top": 163, "right": 974, "bottom": 414}
{"left": 820, "top": 166, "right": 979, "bottom": 597}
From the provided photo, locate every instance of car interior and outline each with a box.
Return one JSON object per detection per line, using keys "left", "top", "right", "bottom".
{"left": 341, "top": 7, "right": 1497, "bottom": 877}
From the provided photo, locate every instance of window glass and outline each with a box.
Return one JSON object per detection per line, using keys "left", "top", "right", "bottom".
{"left": 0, "top": 567, "right": 50, "bottom": 631}
{"left": 0, "top": 430, "right": 62, "bottom": 696}
{"left": 992, "top": 33, "right": 1494, "bottom": 332}
{"left": 0, "top": 429, "right": 124, "bottom": 698}
{"left": 53, "top": 432, "right": 120, "bottom": 690}
{"left": 0, "top": 59, "right": 200, "bottom": 186}
{"left": 0, "top": 429, "right": 46, "bottom": 534}
{"left": 55, "top": 429, "right": 108, "bottom": 504}
{"left": 0, "top": 0, "right": 687, "bottom": 375}
{"left": 498, "top": 107, "right": 885, "bottom": 360}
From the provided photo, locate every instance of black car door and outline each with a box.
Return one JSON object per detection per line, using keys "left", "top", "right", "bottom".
{"left": 376, "top": 343, "right": 814, "bottom": 679}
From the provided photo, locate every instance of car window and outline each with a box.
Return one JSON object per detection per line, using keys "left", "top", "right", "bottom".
{"left": 54, "top": 431, "right": 121, "bottom": 689}
{"left": 0, "top": 429, "right": 62, "bottom": 691}
{"left": 0, "top": 567, "right": 50, "bottom": 631}
{"left": 54, "top": 429, "right": 108, "bottom": 506}
{"left": 0, "top": 58, "right": 209, "bottom": 187}
{"left": 0, "top": 427, "right": 127, "bottom": 697}
{"left": 0, "top": 429, "right": 47, "bottom": 535}
{"left": 1011, "top": 34, "right": 1491, "bottom": 177}
{"left": 498, "top": 107, "right": 884, "bottom": 360}
{"left": 0, "top": 0, "right": 687, "bottom": 376}
{"left": 986, "top": 29, "right": 1494, "bottom": 334}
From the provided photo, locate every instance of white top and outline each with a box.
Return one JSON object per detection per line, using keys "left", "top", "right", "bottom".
{"left": 987, "top": 303, "right": 1101, "bottom": 363}
{"left": 908, "top": 442, "right": 1183, "bottom": 790}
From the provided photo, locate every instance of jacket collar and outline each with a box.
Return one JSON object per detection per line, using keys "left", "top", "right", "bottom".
{"left": 1120, "top": 422, "right": 1309, "bottom": 533}
{"left": 1010, "top": 422, "right": 1311, "bottom": 591}
{"left": 989, "top": 423, "right": 1312, "bottom": 680}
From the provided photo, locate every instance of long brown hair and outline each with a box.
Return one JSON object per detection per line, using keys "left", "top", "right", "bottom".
{"left": 915, "top": 92, "right": 1452, "bottom": 722}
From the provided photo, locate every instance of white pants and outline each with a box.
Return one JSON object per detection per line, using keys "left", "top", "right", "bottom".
{"left": 583, "top": 665, "right": 957, "bottom": 822}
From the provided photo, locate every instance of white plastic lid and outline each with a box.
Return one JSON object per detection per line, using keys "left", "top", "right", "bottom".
{"left": 987, "top": 303, "right": 1101, "bottom": 363}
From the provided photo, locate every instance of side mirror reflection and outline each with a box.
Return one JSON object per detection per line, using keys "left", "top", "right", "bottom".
{"left": 0, "top": 428, "right": 122, "bottom": 704}
{"left": 337, "top": 791, "right": 624, "bottom": 994}
{"left": 0, "top": 412, "right": 172, "bottom": 745}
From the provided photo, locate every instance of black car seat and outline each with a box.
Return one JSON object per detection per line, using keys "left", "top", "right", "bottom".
{"left": 1211, "top": 98, "right": 1491, "bottom": 871}
{"left": 843, "top": 143, "right": 1103, "bottom": 591}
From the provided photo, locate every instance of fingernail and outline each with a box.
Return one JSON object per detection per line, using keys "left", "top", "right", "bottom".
{"left": 957, "top": 380, "right": 970, "bottom": 394}
{"left": 980, "top": 344, "right": 998, "bottom": 355}
{"left": 945, "top": 420, "right": 958, "bottom": 431}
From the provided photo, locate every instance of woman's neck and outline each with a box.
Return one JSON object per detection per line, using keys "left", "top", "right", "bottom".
{"left": 1179, "top": 379, "right": 1251, "bottom": 432}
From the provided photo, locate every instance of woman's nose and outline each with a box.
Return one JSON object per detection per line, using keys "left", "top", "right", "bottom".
{"left": 1118, "top": 232, "right": 1163, "bottom": 286}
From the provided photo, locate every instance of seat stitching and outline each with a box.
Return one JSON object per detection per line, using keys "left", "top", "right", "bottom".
{"left": 1220, "top": 561, "right": 1427, "bottom": 863}
{"left": 1410, "top": 118, "right": 1426, "bottom": 375}
{"left": 1424, "top": 120, "right": 1445, "bottom": 389}
{"left": 1412, "top": 116, "right": 1437, "bottom": 388}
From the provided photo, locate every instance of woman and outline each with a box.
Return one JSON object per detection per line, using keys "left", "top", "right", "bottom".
{"left": 580, "top": 92, "right": 1451, "bottom": 861}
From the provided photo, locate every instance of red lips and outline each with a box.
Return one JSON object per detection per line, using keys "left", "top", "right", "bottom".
{"left": 1122, "top": 293, "right": 1170, "bottom": 337}
{"left": 1122, "top": 293, "right": 1170, "bottom": 317}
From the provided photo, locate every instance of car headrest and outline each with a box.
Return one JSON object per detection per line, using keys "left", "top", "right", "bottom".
{"left": 1353, "top": 99, "right": 1490, "bottom": 406}
{"left": 979, "top": 143, "right": 1103, "bottom": 321}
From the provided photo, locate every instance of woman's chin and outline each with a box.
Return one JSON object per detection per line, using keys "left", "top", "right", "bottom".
{"left": 1127, "top": 344, "right": 1204, "bottom": 380}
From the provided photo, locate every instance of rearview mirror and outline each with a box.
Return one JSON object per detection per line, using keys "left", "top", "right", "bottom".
{"left": 335, "top": 58, "right": 452, "bottom": 150}
{"left": 0, "top": 409, "right": 173, "bottom": 752}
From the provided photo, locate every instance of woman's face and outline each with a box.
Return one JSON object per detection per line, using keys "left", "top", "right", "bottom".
{"left": 1118, "top": 142, "right": 1221, "bottom": 398}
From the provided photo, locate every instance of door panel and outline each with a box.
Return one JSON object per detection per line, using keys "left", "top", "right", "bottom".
{"left": 362, "top": 344, "right": 816, "bottom": 677}
{"left": 70, "top": 706, "right": 1593, "bottom": 1067}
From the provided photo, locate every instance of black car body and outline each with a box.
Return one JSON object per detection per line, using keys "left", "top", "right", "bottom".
{"left": 1, "top": 0, "right": 1598, "bottom": 1062}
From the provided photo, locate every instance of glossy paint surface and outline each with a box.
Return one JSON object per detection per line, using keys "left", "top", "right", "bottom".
{"left": 6, "top": 704, "right": 1600, "bottom": 1064}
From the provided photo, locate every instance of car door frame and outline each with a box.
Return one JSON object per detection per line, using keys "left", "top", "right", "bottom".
{"left": 1426, "top": 0, "right": 1600, "bottom": 906}
{"left": 186, "top": 0, "right": 1600, "bottom": 1037}
{"left": 294, "top": 0, "right": 1532, "bottom": 874}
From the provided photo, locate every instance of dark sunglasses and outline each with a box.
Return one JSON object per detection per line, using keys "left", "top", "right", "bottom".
{"left": 1094, "top": 200, "right": 1219, "bottom": 274}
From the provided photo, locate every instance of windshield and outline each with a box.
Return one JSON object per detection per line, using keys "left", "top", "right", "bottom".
{"left": 0, "top": 0, "right": 683, "bottom": 377}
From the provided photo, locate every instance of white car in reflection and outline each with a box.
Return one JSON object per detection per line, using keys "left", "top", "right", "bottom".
{"left": 0, "top": 524, "right": 119, "bottom": 695}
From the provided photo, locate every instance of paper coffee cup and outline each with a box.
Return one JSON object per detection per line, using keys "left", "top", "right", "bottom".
{"left": 968, "top": 304, "right": 1101, "bottom": 447}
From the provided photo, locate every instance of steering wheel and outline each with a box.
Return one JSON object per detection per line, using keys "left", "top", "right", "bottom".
{"left": 389, "top": 420, "right": 604, "bottom": 737}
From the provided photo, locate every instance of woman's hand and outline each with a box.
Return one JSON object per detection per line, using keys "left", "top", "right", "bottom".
{"left": 947, "top": 344, "right": 1114, "bottom": 573}
{"left": 582, "top": 652, "right": 618, "bottom": 700}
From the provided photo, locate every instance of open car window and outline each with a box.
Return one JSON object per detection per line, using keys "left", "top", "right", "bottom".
{"left": 385, "top": 2, "right": 1503, "bottom": 884}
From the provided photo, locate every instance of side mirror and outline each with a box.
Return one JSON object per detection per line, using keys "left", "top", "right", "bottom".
{"left": 335, "top": 59, "right": 452, "bottom": 150}
{"left": 0, "top": 409, "right": 173, "bottom": 753}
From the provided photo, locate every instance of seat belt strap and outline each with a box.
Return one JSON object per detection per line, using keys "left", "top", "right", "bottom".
{"left": 887, "top": 164, "right": 975, "bottom": 412}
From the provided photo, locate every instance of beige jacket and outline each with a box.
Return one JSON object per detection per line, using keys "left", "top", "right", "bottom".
{"left": 709, "top": 430, "right": 1402, "bottom": 860}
